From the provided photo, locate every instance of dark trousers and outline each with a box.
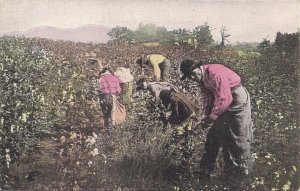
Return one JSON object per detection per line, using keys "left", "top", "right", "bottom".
{"left": 99, "top": 94, "right": 113, "bottom": 133}
{"left": 200, "top": 86, "right": 253, "bottom": 174}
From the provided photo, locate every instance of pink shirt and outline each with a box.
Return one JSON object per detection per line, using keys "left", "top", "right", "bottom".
{"left": 99, "top": 74, "right": 122, "bottom": 95}
{"left": 202, "top": 64, "right": 241, "bottom": 120}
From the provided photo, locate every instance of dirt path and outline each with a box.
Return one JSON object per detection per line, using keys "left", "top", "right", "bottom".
{"left": 5, "top": 138, "right": 64, "bottom": 190}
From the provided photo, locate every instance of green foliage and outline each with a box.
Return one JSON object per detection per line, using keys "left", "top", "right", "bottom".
{"left": 170, "top": 29, "right": 196, "bottom": 47}
{"left": 172, "top": 28, "right": 191, "bottom": 36}
{"left": 0, "top": 36, "right": 90, "bottom": 186}
{"left": 107, "top": 26, "right": 135, "bottom": 43}
{"left": 274, "top": 32, "right": 299, "bottom": 54}
{"left": 107, "top": 23, "right": 214, "bottom": 46}
{"left": 233, "top": 49, "right": 299, "bottom": 190}
{"left": 135, "top": 23, "right": 170, "bottom": 43}
{"left": 193, "top": 23, "right": 214, "bottom": 47}
{"left": 0, "top": 36, "right": 52, "bottom": 183}
{"left": 257, "top": 38, "right": 272, "bottom": 53}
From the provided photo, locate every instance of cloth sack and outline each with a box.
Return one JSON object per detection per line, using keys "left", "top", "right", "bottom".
{"left": 111, "top": 95, "right": 126, "bottom": 126}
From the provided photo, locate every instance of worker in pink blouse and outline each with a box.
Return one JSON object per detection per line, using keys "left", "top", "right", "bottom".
{"left": 180, "top": 59, "right": 253, "bottom": 180}
{"left": 98, "top": 68, "right": 123, "bottom": 135}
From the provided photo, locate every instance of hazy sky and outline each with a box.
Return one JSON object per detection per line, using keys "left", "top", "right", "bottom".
{"left": 0, "top": 0, "right": 299, "bottom": 42}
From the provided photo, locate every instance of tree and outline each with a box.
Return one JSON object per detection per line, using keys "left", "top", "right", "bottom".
{"left": 274, "top": 32, "right": 299, "bottom": 54}
{"left": 134, "top": 23, "right": 171, "bottom": 44}
{"left": 135, "top": 23, "right": 158, "bottom": 42}
{"left": 193, "top": 23, "right": 214, "bottom": 48}
{"left": 220, "top": 26, "right": 231, "bottom": 47}
{"left": 155, "top": 26, "right": 170, "bottom": 43}
{"left": 170, "top": 28, "right": 193, "bottom": 46}
{"left": 107, "top": 26, "right": 135, "bottom": 43}
{"left": 171, "top": 28, "right": 191, "bottom": 37}
{"left": 257, "top": 38, "right": 272, "bottom": 52}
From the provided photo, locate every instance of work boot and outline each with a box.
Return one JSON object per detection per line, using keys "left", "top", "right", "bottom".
{"left": 224, "top": 166, "right": 249, "bottom": 180}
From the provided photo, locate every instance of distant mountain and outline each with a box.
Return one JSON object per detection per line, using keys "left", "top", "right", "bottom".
{"left": 5, "top": 25, "right": 111, "bottom": 43}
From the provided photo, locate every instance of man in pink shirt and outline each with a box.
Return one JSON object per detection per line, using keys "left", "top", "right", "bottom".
{"left": 180, "top": 59, "right": 253, "bottom": 180}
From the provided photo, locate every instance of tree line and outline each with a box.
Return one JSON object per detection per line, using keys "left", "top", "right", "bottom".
{"left": 107, "top": 23, "right": 230, "bottom": 48}
{"left": 108, "top": 23, "right": 299, "bottom": 53}
{"left": 258, "top": 31, "right": 299, "bottom": 55}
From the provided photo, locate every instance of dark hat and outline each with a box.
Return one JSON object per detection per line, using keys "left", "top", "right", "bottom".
{"left": 136, "top": 57, "right": 143, "bottom": 65}
{"left": 180, "top": 59, "right": 197, "bottom": 80}
{"left": 159, "top": 89, "right": 172, "bottom": 107}
{"left": 136, "top": 55, "right": 148, "bottom": 66}
{"left": 100, "top": 67, "right": 112, "bottom": 75}
{"left": 135, "top": 77, "right": 147, "bottom": 90}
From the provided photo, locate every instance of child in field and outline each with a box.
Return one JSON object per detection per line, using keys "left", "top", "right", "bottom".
{"left": 98, "top": 68, "right": 124, "bottom": 135}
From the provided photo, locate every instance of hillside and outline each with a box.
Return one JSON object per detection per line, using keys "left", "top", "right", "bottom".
{"left": 3, "top": 25, "right": 111, "bottom": 43}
